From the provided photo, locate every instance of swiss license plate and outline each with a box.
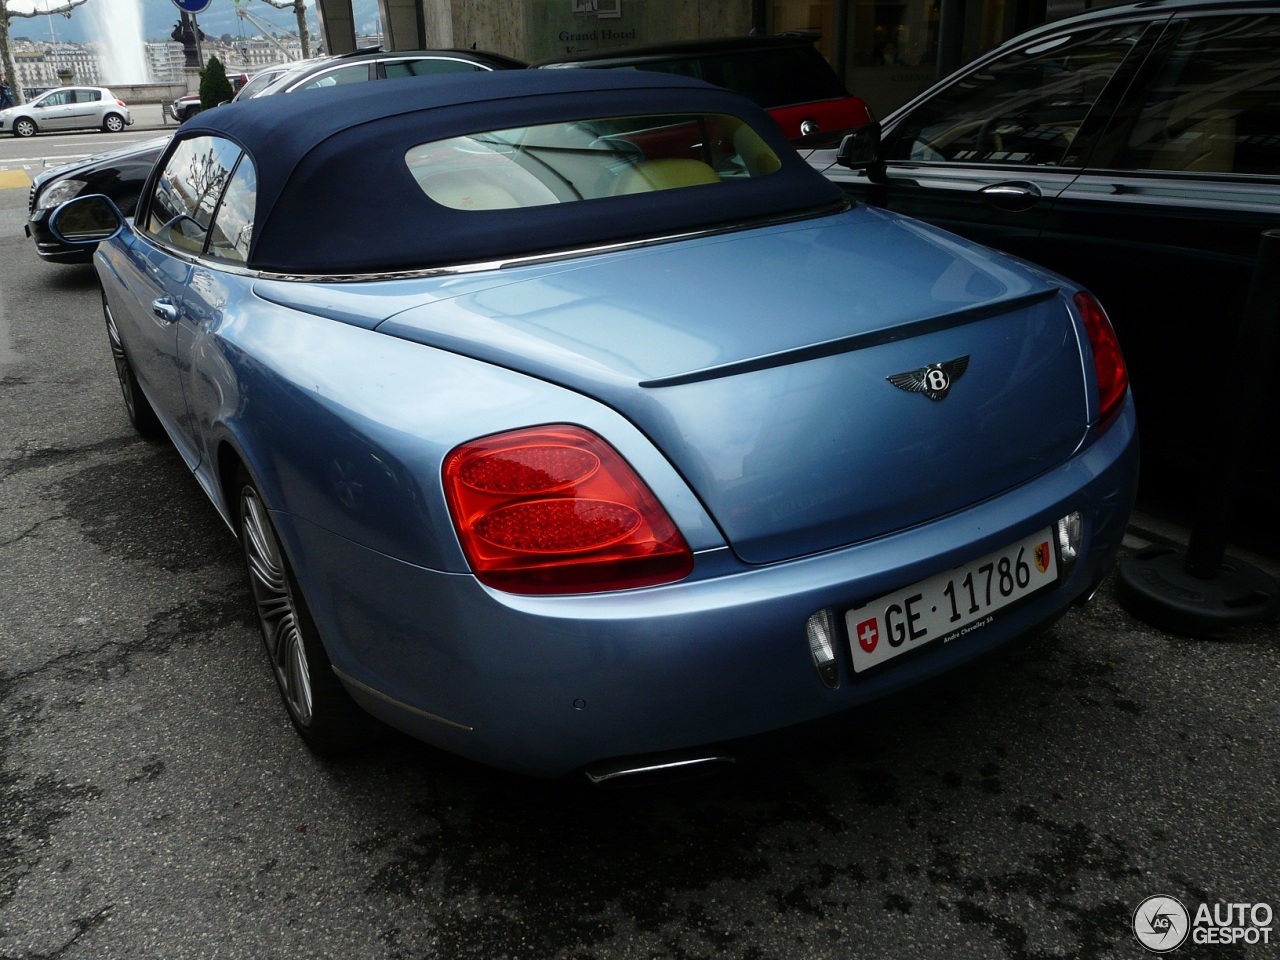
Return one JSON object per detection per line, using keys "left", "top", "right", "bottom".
{"left": 846, "top": 528, "right": 1059, "bottom": 673}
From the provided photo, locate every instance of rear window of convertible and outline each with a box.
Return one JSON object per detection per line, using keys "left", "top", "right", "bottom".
{"left": 406, "top": 112, "right": 782, "bottom": 211}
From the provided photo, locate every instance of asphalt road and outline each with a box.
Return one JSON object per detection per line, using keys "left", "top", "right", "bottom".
{"left": 1, "top": 181, "right": 1277, "bottom": 960}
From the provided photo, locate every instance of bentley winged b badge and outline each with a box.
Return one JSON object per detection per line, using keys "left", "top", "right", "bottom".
{"left": 887, "top": 355, "right": 970, "bottom": 401}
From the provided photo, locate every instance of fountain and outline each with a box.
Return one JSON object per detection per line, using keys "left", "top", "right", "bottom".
{"left": 86, "top": 0, "right": 152, "bottom": 84}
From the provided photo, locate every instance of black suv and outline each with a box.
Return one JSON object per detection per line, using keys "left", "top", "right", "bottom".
{"left": 811, "top": 0, "right": 1280, "bottom": 538}
{"left": 536, "top": 34, "right": 870, "bottom": 141}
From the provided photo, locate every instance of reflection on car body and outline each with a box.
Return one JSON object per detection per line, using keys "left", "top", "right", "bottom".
{"left": 52, "top": 70, "right": 1138, "bottom": 780}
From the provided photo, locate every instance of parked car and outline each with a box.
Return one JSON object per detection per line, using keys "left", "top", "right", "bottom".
{"left": 25, "top": 136, "right": 169, "bottom": 263}
{"left": 252, "top": 45, "right": 526, "bottom": 97}
{"left": 168, "top": 48, "right": 494, "bottom": 122}
{"left": 174, "top": 62, "right": 294, "bottom": 119}
{"left": 535, "top": 34, "right": 872, "bottom": 141}
{"left": 0, "top": 85, "right": 132, "bottom": 137}
{"left": 170, "top": 93, "right": 200, "bottom": 123}
{"left": 29, "top": 49, "right": 523, "bottom": 263}
{"left": 807, "top": 0, "right": 1280, "bottom": 535}
{"left": 50, "top": 70, "right": 1137, "bottom": 780}
{"left": 228, "top": 63, "right": 292, "bottom": 100}
{"left": 171, "top": 66, "right": 276, "bottom": 122}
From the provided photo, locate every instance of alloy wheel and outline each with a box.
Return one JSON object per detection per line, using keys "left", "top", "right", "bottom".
{"left": 104, "top": 301, "right": 137, "bottom": 422}
{"left": 240, "top": 486, "right": 314, "bottom": 726}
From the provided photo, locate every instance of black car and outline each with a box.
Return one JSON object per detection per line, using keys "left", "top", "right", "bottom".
{"left": 535, "top": 34, "right": 871, "bottom": 142}
{"left": 25, "top": 136, "right": 168, "bottom": 264}
{"left": 809, "top": 0, "right": 1280, "bottom": 538}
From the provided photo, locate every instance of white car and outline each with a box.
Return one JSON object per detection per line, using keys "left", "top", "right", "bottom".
{"left": 0, "top": 86, "right": 132, "bottom": 137}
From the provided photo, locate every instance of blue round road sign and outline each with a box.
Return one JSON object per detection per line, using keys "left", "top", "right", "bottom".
{"left": 172, "top": 0, "right": 213, "bottom": 13}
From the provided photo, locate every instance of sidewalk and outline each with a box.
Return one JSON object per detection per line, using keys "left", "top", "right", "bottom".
{"left": 131, "top": 102, "right": 179, "bottom": 131}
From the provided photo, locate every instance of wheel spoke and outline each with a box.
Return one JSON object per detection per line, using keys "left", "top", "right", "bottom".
{"left": 103, "top": 302, "right": 136, "bottom": 414}
{"left": 255, "top": 592, "right": 292, "bottom": 625}
{"left": 268, "top": 610, "right": 297, "bottom": 667}
{"left": 242, "top": 496, "right": 286, "bottom": 592}
{"left": 283, "top": 629, "right": 313, "bottom": 723}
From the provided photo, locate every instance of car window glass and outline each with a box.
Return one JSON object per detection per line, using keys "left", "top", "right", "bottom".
{"left": 385, "top": 58, "right": 484, "bottom": 78}
{"left": 75, "top": 89, "right": 101, "bottom": 103}
{"left": 236, "top": 71, "right": 282, "bottom": 100}
{"left": 622, "top": 59, "right": 704, "bottom": 82}
{"left": 1110, "top": 15, "right": 1280, "bottom": 176}
{"left": 296, "top": 63, "right": 371, "bottom": 90}
{"left": 143, "top": 137, "right": 242, "bottom": 255}
{"left": 205, "top": 156, "right": 257, "bottom": 264}
{"left": 701, "top": 49, "right": 847, "bottom": 108}
{"left": 887, "top": 23, "right": 1145, "bottom": 166}
{"left": 40, "top": 91, "right": 69, "bottom": 107}
{"left": 406, "top": 112, "right": 781, "bottom": 211}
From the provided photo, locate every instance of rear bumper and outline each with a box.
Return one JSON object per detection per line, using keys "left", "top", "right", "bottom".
{"left": 281, "top": 399, "right": 1139, "bottom": 778}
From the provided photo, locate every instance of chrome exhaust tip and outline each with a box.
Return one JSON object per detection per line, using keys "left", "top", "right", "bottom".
{"left": 583, "top": 754, "right": 736, "bottom": 787}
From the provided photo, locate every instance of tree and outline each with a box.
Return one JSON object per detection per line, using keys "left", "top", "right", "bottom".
{"left": 0, "top": 0, "right": 90, "bottom": 104}
{"left": 199, "top": 54, "right": 234, "bottom": 110}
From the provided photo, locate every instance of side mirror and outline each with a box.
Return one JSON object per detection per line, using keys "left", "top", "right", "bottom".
{"left": 836, "top": 122, "right": 882, "bottom": 170}
{"left": 48, "top": 194, "right": 126, "bottom": 246}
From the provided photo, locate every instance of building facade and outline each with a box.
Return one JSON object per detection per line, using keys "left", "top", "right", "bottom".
{"left": 313, "top": 0, "right": 1121, "bottom": 116}
{"left": 9, "top": 41, "right": 103, "bottom": 90}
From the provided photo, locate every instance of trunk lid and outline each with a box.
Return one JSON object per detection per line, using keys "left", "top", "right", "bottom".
{"left": 373, "top": 208, "right": 1090, "bottom": 564}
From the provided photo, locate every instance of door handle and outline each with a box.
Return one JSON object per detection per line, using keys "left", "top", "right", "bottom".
{"left": 151, "top": 298, "right": 179, "bottom": 323}
{"left": 980, "top": 181, "right": 1043, "bottom": 212}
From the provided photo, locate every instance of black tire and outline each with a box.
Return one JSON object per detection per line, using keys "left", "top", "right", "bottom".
{"left": 102, "top": 289, "right": 163, "bottom": 439}
{"left": 102, "top": 113, "right": 125, "bottom": 133}
{"left": 237, "top": 469, "right": 380, "bottom": 753}
{"left": 13, "top": 117, "right": 36, "bottom": 138}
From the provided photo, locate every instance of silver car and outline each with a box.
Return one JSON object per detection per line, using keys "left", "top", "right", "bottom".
{"left": 0, "top": 86, "right": 132, "bottom": 137}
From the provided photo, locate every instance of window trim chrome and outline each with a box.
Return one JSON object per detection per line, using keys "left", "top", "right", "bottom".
{"left": 130, "top": 201, "right": 848, "bottom": 282}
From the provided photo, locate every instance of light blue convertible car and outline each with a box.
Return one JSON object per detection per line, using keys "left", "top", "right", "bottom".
{"left": 52, "top": 70, "right": 1138, "bottom": 782}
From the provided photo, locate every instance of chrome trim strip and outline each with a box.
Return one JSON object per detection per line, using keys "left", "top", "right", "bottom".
{"left": 583, "top": 755, "right": 736, "bottom": 785}
{"left": 331, "top": 666, "right": 475, "bottom": 732}
{"left": 132, "top": 203, "right": 847, "bottom": 283}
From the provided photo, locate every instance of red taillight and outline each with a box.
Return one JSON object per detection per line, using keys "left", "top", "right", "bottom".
{"left": 442, "top": 425, "right": 693, "bottom": 594}
{"left": 1074, "top": 291, "right": 1129, "bottom": 428}
{"left": 116, "top": 99, "right": 126, "bottom": 107}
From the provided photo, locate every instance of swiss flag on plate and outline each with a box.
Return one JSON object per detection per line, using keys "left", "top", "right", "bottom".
{"left": 855, "top": 617, "right": 879, "bottom": 653}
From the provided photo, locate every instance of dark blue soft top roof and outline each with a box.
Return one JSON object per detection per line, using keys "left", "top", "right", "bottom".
{"left": 173, "top": 69, "right": 845, "bottom": 274}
